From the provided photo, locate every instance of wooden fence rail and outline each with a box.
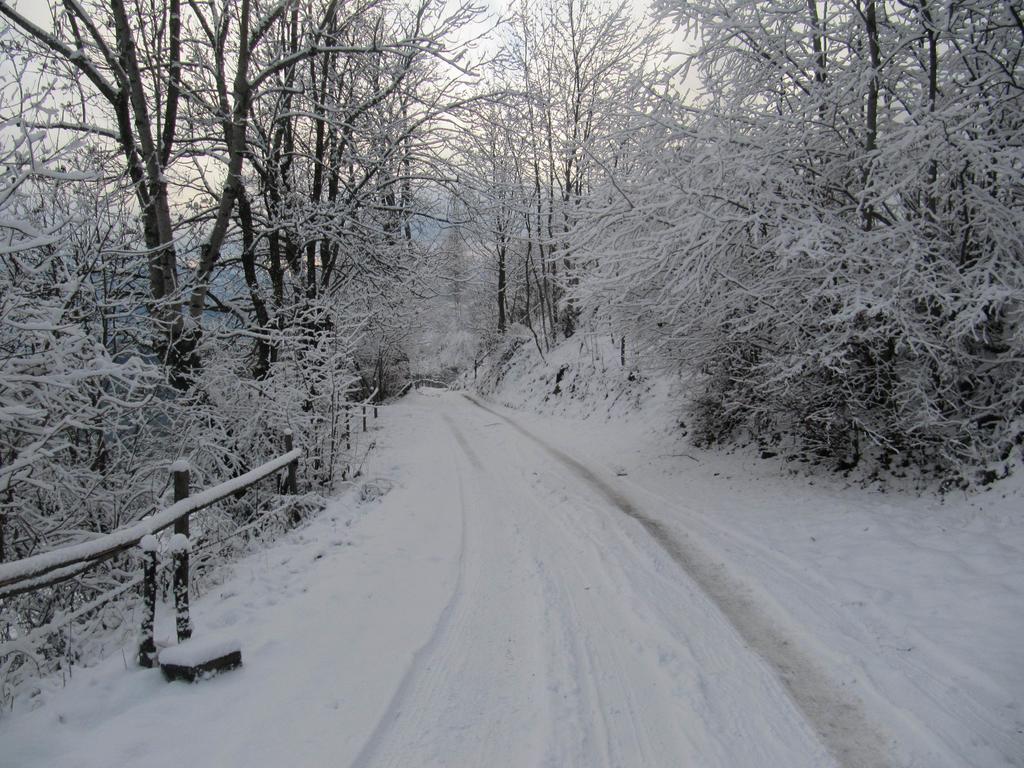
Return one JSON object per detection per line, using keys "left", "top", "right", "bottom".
{"left": 2, "top": 408, "right": 384, "bottom": 681}
{"left": 0, "top": 448, "right": 301, "bottom": 593}
{"left": 0, "top": 441, "right": 304, "bottom": 680}
{"left": 343, "top": 388, "right": 379, "bottom": 451}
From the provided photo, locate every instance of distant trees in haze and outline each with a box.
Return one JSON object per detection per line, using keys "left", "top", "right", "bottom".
{"left": 454, "top": 0, "right": 669, "bottom": 350}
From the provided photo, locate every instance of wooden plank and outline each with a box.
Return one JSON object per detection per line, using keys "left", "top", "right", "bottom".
{"left": 160, "top": 650, "right": 242, "bottom": 683}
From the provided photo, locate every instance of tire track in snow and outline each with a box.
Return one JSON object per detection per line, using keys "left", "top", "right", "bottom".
{"left": 483, "top": 410, "right": 832, "bottom": 766}
{"left": 352, "top": 412, "right": 554, "bottom": 767}
{"left": 450, "top": 399, "right": 827, "bottom": 766}
{"left": 463, "top": 393, "right": 893, "bottom": 768}
{"left": 349, "top": 418, "right": 471, "bottom": 768}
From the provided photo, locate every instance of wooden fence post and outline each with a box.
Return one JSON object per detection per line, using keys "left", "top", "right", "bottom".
{"left": 283, "top": 431, "right": 298, "bottom": 494}
{"left": 172, "top": 461, "right": 192, "bottom": 643}
{"left": 362, "top": 404, "right": 367, "bottom": 432}
{"left": 138, "top": 536, "right": 158, "bottom": 667}
{"left": 345, "top": 407, "right": 351, "bottom": 451}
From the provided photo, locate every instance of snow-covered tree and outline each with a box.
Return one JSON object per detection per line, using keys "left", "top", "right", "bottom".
{"left": 457, "top": 0, "right": 670, "bottom": 346}
{"left": 577, "top": 0, "right": 1024, "bottom": 481}
{"left": 0, "top": 0, "right": 485, "bottom": 704}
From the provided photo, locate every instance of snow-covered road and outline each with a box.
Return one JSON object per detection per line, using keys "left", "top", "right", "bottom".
{"left": 5, "top": 390, "right": 961, "bottom": 767}
{"left": 354, "top": 391, "right": 877, "bottom": 767}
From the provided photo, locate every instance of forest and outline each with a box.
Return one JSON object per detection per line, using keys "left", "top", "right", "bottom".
{"left": 0, "top": 0, "right": 1021, "bottom": 708}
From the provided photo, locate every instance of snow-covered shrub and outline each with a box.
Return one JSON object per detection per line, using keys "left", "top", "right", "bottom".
{"left": 0, "top": 155, "right": 361, "bottom": 707}
{"left": 577, "top": 0, "right": 1024, "bottom": 483}
{"left": 0, "top": 137, "right": 168, "bottom": 705}
{"left": 169, "top": 318, "right": 358, "bottom": 493}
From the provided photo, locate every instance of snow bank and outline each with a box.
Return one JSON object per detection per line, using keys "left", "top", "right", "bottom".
{"left": 468, "top": 329, "right": 667, "bottom": 424}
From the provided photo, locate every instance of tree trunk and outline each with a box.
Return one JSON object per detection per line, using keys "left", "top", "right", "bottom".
{"left": 497, "top": 241, "right": 507, "bottom": 333}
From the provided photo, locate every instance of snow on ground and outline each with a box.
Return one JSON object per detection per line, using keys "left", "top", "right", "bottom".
{"left": 2, "top": 391, "right": 840, "bottom": 767}
{"left": 469, "top": 330, "right": 1024, "bottom": 767}
{"left": 1, "top": 405, "right": 465, "bottom": 767}
{"left": 3, "top": 335, "right": 1022, "bottom": 767}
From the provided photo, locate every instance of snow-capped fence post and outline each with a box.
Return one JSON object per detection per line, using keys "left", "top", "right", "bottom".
{"left": 0, "top": 447, "right": 306, "bottom": 683}
{"left": 362, "top": 404, "right": 367, "bottom": 432}
{"left": 137, "top": 536, "right": 159, "bottom": 668}
{"left": 283, "top": 431, "right": 298, "bottom": 495}
{"left": 171, "top": 462, "right": 193, "bottom": 643}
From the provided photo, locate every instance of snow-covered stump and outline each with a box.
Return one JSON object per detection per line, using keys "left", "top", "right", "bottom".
{"left": 171, "top": 460, "right": 193, "bottom": 643}
{"left": 137, "top": 535, "right": 159, "bottom": 668}
{"left": 159, "top": 637, "right": 242, "bottom": 683}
